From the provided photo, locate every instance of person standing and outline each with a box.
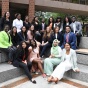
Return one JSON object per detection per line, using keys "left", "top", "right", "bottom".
{"left": 70, "top": 16, "right": 82, "bottom": 48}
{"left": 0, "top": 12, "right": 12, "bottom": 31}
{"left": 13, "top": 13, "right": 23, "bottom": 33}
{"left": 54, "top": 17, "right": 63, "bottom": 32}
{"left": 40, "top": 18, "right": 47, "bottom": 38}
{"left": 23, "top": 16, "right": 31, "bottom": 31}
{"left": 63, "top": 16, "right": 72, "bottom": 33}
{"left": 32, "top": 17, "right": 41, "bottom": 43}
{"left": 48, "top": 17, "right": 54, "bottom": 30}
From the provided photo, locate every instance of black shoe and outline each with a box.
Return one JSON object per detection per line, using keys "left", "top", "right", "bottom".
{"left": 32, "top": 80, "right": 36, "bottom": 84}
{"left": 31, "top": 80, "right": 36, "bottom": 84}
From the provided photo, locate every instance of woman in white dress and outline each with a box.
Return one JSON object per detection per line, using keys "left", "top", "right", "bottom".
{"left": 47, "top": 43, "right": 80, "bottom": 83}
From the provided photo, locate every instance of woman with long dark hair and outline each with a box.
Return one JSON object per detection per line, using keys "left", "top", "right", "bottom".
{"left": 32, "top": 16, "right": 41, "bottom": 43}
{"left": 10, "top": 26, "right": 20, "bottom": 47}
{"left": 63, "top": 16, "right": 72, "bottom": 33}
{"left": 28, "top": 39, "right": 46, "bottom": 77}
{"left": 0, "top": 12, "right": 11, "bottom": 31}
{"left": 13, "top": 41, "right": 36, "bottom": 84}
{"left": 27, "top": 24, "right": 35, "bottom": 40}
{"left": 40, "top": 26, "right": 53, "bottom": 57}
{"left": 23, "top": 16, "right": 31, "bottom": 31}
{"left": 49, "top": 26, "right": 63, "bottom": 47}
{"left": 48, "top": 17, "right": 54, "bottom": 30}
{"left": 54, "top": 17, "right": 63, "bottom": 32}
{"left": 18, "top": 26, "right": 28, "bottom": 42}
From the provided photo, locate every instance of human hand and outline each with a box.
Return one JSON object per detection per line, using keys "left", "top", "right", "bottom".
{"left": 49, "top": 54, "right": 55, "bottom": 58}
{"left": 22, "top": 60, "right": 27, "bottom": 65}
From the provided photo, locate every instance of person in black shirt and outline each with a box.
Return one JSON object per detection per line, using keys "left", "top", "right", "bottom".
{"left": 13, "top": 41, "right": 36, "bottom": 84}
{"left": 0, "top": 12, "right": 12, "bottom": 31}
{"left": 32, "top": 17, "right": 41, "bottom": 43}
{"left": 23, "top": 16, "right": 31, "bottom": 31}
{"left": 18, "top": 26, "right": 28, "bottom": 42}
{"left": 10, "top": 26, "right": 20, "bottom": 47}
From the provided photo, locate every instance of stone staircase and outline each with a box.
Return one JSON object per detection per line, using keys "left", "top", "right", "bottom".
{"left": 0, "top": 50, "right": 24, "bottom": 83}
{"left": 65, "top": 37, "right": 88, "bottom": 82}
{"left": 0, "top": 37, "right": 88, "bottom": 84}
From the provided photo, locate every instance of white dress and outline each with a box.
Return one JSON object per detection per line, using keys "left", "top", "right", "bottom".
{"left": 51, "top": 53, "right": 72, "bottom": 80}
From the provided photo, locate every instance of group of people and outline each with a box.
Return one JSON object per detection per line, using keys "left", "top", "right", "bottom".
{"left": 0, "top": 11, "right": 81, "bottom": 84}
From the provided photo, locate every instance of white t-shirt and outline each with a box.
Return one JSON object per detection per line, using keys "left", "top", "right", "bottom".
{"left": 73, "top": 22, "right": 76, "bottom": 33}
{"left": 13, "top": 19, "right": 23, "bottom": 33}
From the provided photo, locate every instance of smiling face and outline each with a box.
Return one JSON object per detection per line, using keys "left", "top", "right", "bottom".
{"left": 54, "top": 27, "right": 59, "bottom": 33}
{"left": 4, "top": 25, "right": 9, "bottom": 32}
{"left": 65, "top": 43, "right": 70, "bottom": 51}
{"left": 50, "top": 17, "right": 53, "bottom": 22}
{"left": 13, "top": 27, "right": 17, "bottom": 33}
{"left": 46, "top": 27, "right": 50, "bottom": 33}
{"left": 65, "top": 26, "right": 70, "bottom": 33}
{"left": 22, "top": 42, "right": 27, "bottom": 49}
{"left": 6, "top": 12, "right": 10, "bottom": 18}
{"left": 65, "top": 17, "right": 69, "bottom": 22}
{"left": 72, "top": 17, "right": 76, "bottom": 22}
{"left": 22, "top": 26, "right": 26, "bottom": 32}
{"left": 53, "top": 41, "right": 58, "bottom": 47}
{"left": 25, "top": 16, "right": 29, "bottom": 22}
{"left": 17, "top": 14, "right": 21, "bottom": 20}
{"left": 30, "top": 25, "right": 34, "bottom": 31}
{"left": 30, "top": 40, "right": 37, "bottom": 48}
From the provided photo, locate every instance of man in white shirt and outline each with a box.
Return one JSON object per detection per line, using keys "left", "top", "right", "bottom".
{"left": 13, "top": 13, "right": 23, "bottom": 33}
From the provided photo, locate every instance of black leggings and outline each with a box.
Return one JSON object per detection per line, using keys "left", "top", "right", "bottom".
{"left": 13, "top": 61, "right": 32, "bottom": 80}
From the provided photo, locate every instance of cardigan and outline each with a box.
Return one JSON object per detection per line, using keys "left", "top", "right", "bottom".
{"left": 0, "top": 31, "right": 12, "bottom": 48}
{"left": 61, "top": 48, "right": 78, "bottom": 71}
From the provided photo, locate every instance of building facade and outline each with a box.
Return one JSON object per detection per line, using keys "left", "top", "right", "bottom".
{"left": 0, "top": 0, "right": 35, "bottom": 22}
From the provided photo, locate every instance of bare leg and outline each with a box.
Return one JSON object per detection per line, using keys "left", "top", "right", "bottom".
{"left": 33, "top": 59, "right": 44, "bottom": 74}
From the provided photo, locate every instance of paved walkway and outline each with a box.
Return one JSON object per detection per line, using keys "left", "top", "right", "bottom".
{"left": 14, "top": 76, "right": 78, "bottom": 88}
{"left": 1, "top": 75, "right": 88, "bottom": 88}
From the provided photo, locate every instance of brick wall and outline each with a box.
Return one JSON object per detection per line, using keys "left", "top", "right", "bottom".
{"left": 2, "top": 0, "right": 9, "bottom": 16}
{"left": 28, "top": 0, "right": 35, "bottom": 23}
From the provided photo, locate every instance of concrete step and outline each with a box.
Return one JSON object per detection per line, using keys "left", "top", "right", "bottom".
{"left": 79, "top": 37, "right": 88, "bottom": 49}
{"left": 0, "top": 50, "right": 8, "bottom": 63}
{"left": 0, "top": 63, "right": 24, "bottom": 83}
{"left": 65, "top": 64, "right": 88, "bottom": 82}
{"left": 76, "top": 49, "right": 88, "bottom": 65}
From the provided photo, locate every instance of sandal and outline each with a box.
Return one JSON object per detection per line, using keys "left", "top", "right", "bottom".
{"left": 42, "top": 73, "right": 46, "bottom": 78}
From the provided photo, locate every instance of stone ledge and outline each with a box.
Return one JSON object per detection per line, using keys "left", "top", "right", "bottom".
{"left": 77, "top": 53, "right": 88, "bottom": 65}
{"left": 0, "top": 50, "right": 8, "bottom": 63}
{"left": 76, "top": 49, "right": 88, "bottom": 55}
{"left": 0, "top": 63, "right": 24, "bottom": 83}
{"left": 79, "top": 37, "right": 88, "bottom": 49}
{"left": 65, "top": 64, "right": 88, "bottom": 82}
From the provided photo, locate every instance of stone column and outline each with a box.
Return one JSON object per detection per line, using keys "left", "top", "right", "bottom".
{"left": 28, "top": 0, "right": 35, "bottom": 23}
{"left": 2, "top": 0, "right": 9, "bottom": 16}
